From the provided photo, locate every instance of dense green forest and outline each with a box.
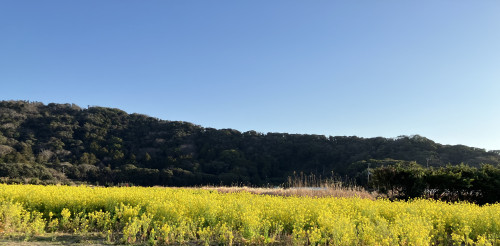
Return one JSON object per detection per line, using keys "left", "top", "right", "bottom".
{"left": 1, "top": 100, "right": 499, "bottom": 190}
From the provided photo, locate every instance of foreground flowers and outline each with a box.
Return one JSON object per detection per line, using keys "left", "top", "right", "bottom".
{"left": 0, "top": 184, "right": 498, "bottom": 245}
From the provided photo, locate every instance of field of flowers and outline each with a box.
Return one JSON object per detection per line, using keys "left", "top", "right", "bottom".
{"left": 0, "top": 184, "right": 499, "bottom": 245}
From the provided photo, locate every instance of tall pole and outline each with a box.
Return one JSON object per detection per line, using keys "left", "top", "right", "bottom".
{"left": 367, "top": 163, "right": 370, "bottom": 184}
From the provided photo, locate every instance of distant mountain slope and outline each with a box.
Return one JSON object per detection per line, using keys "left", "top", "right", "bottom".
{"left": 0, "top": 100, "right": 499, "bottom": 186}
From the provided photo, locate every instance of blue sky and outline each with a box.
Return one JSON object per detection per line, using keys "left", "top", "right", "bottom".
{"left": 1, "top": 1, "right": 499, "bottom": 150}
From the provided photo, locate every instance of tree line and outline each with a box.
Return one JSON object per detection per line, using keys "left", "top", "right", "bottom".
{"left": 1, "top": 100, "right": 499, "bottom": 198}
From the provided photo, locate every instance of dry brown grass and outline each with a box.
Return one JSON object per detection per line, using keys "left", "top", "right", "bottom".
{"left": 202, "top": 186, "right": 375, "bottom": 199}
{"left": 202, "top": 173, "right": 375, "bottom": 199}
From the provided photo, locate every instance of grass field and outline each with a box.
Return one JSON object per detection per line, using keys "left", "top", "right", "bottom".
{"left": 0, "top": 184, "right": 499, "bottom": 245}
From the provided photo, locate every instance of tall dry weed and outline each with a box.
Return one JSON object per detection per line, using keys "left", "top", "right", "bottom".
{"left": 203, "top": 173, "right": 375, "bottom": 199}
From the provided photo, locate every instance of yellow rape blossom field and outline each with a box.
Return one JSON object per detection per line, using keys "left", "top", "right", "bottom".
{"left": 0, "top": 184, "right": 499, "bottom": 245}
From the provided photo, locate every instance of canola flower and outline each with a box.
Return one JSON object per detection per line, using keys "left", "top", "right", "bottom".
{"left": 0, "top": 184, "right": 498, "bottom": 245}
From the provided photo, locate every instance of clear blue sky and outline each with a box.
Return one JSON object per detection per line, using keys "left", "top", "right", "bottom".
{"left": 1, "top": 1, "right": 499, "bottom": 150}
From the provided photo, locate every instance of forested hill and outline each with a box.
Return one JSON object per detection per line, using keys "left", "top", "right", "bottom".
{"left": 1, "top": 100, "right": 499, "bottom": 186}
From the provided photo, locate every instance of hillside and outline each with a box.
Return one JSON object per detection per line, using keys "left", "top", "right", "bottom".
{"left": 0, "top": 100, "right": 499, "bottom": 186}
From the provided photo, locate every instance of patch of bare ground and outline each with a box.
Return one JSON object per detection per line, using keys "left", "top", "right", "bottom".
{"left": 0, "top": 234, "right": 110, "bottom": 245}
